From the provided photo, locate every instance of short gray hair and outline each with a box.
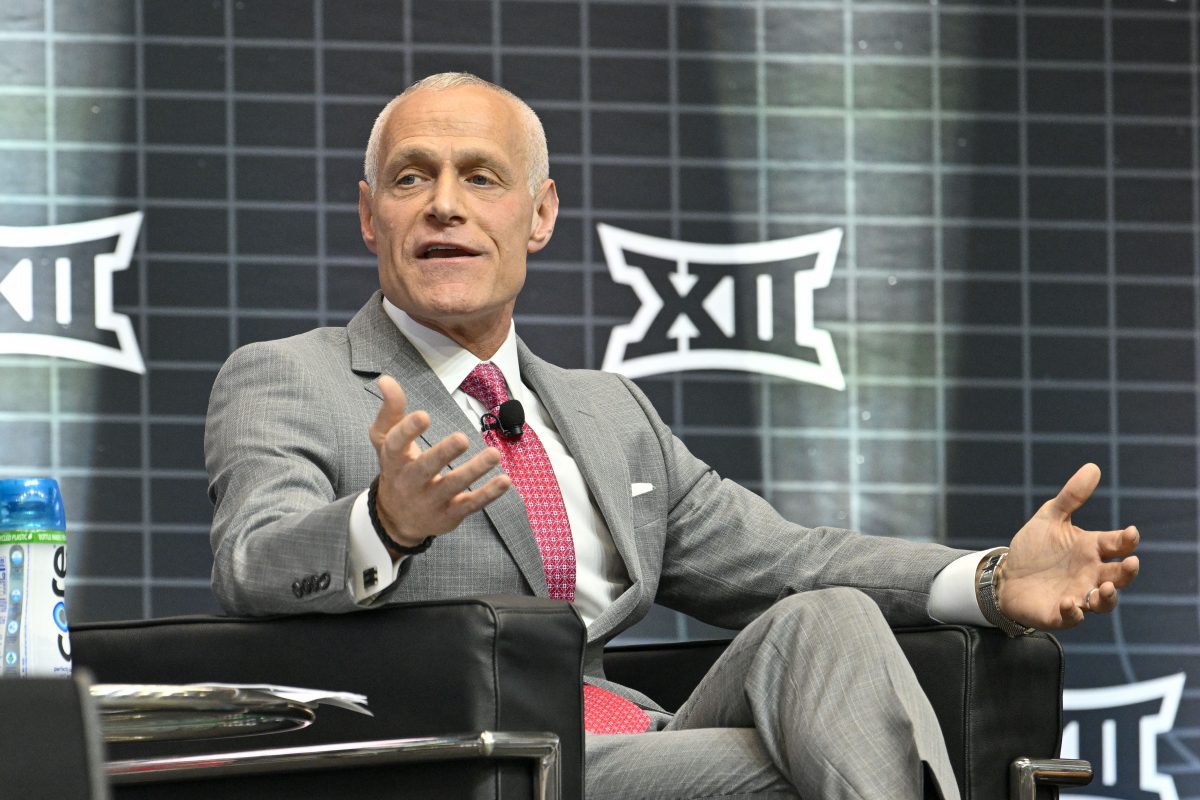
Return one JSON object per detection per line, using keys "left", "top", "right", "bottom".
{"left": 362, "top": 72, "right": 549, "bottom": 196}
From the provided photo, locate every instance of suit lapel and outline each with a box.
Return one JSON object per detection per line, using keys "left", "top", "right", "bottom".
{"left": 346, "top": 294, "right": 548, "bottom": 597}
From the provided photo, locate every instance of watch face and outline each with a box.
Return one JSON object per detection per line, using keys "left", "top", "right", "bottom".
{"left": 983, "top": 554, "right": 1004, "bottom": 582}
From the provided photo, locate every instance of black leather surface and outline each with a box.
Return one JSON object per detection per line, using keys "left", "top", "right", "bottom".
{"left": 602, "top": 638, "right": 729, "bottom": 713}
{"left": 604, "top": 625, "right": 1064, "bottom": 800}
{"left": 898, "top": 627, "right": 1064, "bottom": 800}
{"left": 72, "top": 596, "right": 586, "bottom": 800}
{"left": 0, "top": 674, "right": 108, "bottom": 799}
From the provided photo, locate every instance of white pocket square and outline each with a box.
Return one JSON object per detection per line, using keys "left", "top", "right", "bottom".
{"left": 631, "top": 482, "right": 654, "bottom": 497}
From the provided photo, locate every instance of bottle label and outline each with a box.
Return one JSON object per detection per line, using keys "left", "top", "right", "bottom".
{"left": 0, "top": 531, "right": 67, "bottom": 545}
{"left": 0, "top": 529, "right": 71, "bottom": 677}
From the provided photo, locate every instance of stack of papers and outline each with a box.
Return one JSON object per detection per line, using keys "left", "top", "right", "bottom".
{"left": 186, "top": 683, "right": 373, "bottom": 716}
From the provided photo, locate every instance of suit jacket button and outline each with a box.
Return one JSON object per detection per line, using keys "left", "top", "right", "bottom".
{"left": 292, "top": 579, "right": 304, "bottom": 599}
{"left": 317, "top": 571, "right": 331, "bottom": 591}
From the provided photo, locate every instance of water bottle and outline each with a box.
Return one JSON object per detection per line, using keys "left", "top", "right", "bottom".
{"left": 0, "top": 478, "right": 71, "bottom": 676}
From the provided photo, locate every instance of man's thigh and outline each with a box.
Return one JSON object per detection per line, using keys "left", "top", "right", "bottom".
{"left": 585, "top": 728, "right": 799, "bottom": 800}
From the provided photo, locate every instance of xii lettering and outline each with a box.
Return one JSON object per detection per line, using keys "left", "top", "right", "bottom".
{"left": 1061, "top": 673, "right": 1185, "bottom": 800}
{"left": 0, "top": 213, "right": 145, "bottom": 373}
{"left": 0, "top": 240, "right": 116, "bottom": 335}
{"left": 599, "top": 224, "right": 845, "bottom": 390}
{"left": 636, "top": 259, "right": 818, "bottom": 357}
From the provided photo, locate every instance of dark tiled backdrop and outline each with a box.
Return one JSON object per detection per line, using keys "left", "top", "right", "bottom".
{"left": 1, "top": 0, "right": 1198, "bottom": 789}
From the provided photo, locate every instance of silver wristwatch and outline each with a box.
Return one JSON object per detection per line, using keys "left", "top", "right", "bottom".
{"left": 977, "top": 550, "right": 1035, "bottom": 638}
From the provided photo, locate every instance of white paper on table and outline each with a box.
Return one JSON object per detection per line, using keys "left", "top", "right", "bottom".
{"left": 187, "top": 683, "right": 373, "bottom": 716}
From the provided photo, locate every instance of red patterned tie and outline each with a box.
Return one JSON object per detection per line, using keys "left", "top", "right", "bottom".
{"left": 460, "top": 362, "right": 575, "bottom": 599}
{"left": 459, "top": 363, "right": 650, "bottom": 734}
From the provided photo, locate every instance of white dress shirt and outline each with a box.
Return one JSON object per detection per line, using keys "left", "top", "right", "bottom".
{"left": 345, "top": 301, "right": 991, "bottom": 629}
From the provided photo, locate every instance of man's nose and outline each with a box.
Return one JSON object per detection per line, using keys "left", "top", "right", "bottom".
{"left": 427, "top": 173, "right": 464, "bottom": 224}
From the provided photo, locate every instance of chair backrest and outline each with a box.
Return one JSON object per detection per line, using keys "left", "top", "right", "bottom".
{"left": 0, "top": 672, "right": 111, "bottom": 800}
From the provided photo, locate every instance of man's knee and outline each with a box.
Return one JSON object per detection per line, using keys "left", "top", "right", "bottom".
{"left": 772, "top": 586, "right": 886, "bottom": 624}
{"left": 757, "top": 587, "right": 896, "bottom": 657}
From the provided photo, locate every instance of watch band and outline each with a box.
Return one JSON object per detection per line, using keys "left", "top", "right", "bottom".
{"left": 367, "top": 475, "right": 434, "bottom": 556}
{"left": 977, "top": 550, "right": 1034, "bottom": 638}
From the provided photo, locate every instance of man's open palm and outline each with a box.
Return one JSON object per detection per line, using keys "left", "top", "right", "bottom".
{"left": 998, "top": 463, "right": 1140, "bottom": 630}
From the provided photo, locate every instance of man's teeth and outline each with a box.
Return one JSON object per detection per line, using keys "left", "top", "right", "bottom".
{"left": 424, "top": 245, "right": 467, "bottom": 257}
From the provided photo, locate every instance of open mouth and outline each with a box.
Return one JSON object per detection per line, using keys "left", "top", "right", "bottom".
{"left": 419, "top": 244, "right": 478, "bottom": 260}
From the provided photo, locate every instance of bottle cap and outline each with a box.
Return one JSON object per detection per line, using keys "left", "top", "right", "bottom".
{"left": 0, "top": 478, "right": 66, "bottom": 532}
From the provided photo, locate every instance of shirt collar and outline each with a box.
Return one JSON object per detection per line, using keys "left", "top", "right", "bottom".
{"left": 382, "top": 297, "right": 521, "bottom": 397}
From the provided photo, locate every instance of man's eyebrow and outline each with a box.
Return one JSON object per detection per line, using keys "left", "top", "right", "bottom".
{"left": 385, "top": 146, "right": 509, "bottom": 172}
{"left": 453, "top": 147, "right": 507, "bottom": 168}
{"left": 381, "top": 146, "right": 436, "bottom": 173}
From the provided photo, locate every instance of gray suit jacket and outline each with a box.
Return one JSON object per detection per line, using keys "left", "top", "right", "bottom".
{"left": 206, "top": 293, "right": 966, "bottom": 689}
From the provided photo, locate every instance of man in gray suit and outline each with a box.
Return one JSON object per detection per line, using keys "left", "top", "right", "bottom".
{"left": 206, "top": 73, "right": 1140, "bottom": 799}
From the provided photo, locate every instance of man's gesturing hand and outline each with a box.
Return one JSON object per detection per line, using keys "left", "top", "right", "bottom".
{"left": 997, "top": 463, "right": 1140, "bottom": 630}
{"left": 368, "top": 375, "right": 511, "bottom": 551}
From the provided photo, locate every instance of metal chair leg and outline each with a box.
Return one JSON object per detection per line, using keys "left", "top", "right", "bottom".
{"left": 1010, "top": 757, "right": 1092, "bottom": 800}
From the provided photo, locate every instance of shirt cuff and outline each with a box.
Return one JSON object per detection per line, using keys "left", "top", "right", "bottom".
{"left": 347, "top": 489, "right": 405, "bottom": 603}
{"left": 927, "top": 550, "right": 992, "bottom": 626}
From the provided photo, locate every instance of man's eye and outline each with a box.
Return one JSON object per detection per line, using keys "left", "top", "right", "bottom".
{"left": 468, "top": 175, "right": 492, "bottom": 186}
{"left": 397, "top": 174, "right": 418, "bottom": 186}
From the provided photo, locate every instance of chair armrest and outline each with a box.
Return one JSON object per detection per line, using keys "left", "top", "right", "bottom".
{"left": 0, "top": 673, "right": 110, "bottom": 800}
{"left": 896, "top": 626, "right": 1064, "bottom": 800}
{"left": 71, "top": 595, "right": 586, "bottom": 800}
{"left": 604, "top": 625, "right": 1064, "bottom": 800}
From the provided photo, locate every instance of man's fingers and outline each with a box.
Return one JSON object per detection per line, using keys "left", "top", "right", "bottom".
{"left": 415, "top": 474, "right": 511, "bottom": 531}
{"left": 1058, "top": 596, "right": 1085, "bottom": 628}
{"left": 1086, "top": 582, "right": 1120, "bottom": 614}
{"left": 380, "top": 409, "right": 431, "bottom": 462}
{"left": 448, "top": 474, "right": 512, "bottom": 517}
{"left": 435, "top": 447, "right": 503, "bottom": 495}
{"left": 1096, "top": 525, "right": 1140, "bottom": 559}
{"left": 369, "top": 376, "right": 408, "bottom": 424}
{"left": 405, "top": 432, "right": 471, "bottom": 481}
{"left": 1050, "top": 462, "right": 1102, "bottom": 517}
{"left": 370, "top": 376, "right": 408, "bottom": 445}
{"left": 1097, "top": 554, "right": 1140, "bottom": 589}
{"left": 1119, "top": 555, "right": 1140, "bottom": 586}
{"left": 386, "top": 436, "right": 502, "bottom": 504}
{"left": 375, "top": 444, "right": 508, "bottom": 540}
{"left": 427, "top": 468, "right": 510, "bottom": 528}
{"left": 368, "top": 387, "right": 512, "bottom": 537}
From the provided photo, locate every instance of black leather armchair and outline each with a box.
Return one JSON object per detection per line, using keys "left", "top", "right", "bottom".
{"left": 71, "top": 597, "right": 1081, "bottom": 800}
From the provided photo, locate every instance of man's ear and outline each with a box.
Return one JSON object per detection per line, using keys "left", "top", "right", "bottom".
{"left": 527, "top": 179, "right": 559, "bottom": 254}
{"left": 358, "top": 180, "right": 379, "bottom": 255}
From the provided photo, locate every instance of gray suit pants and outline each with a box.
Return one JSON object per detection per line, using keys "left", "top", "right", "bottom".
{"left": 586, "top": 588, "right": 959, "bottom": 799}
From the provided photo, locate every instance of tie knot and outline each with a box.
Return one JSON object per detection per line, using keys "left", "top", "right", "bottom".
{"left": 460, "top": 362, "right": 510, "bottom": 411}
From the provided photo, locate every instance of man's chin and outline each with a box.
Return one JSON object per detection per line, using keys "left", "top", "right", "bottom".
{"left": 405, "top": 302, "right": 513, "bottom": 344}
